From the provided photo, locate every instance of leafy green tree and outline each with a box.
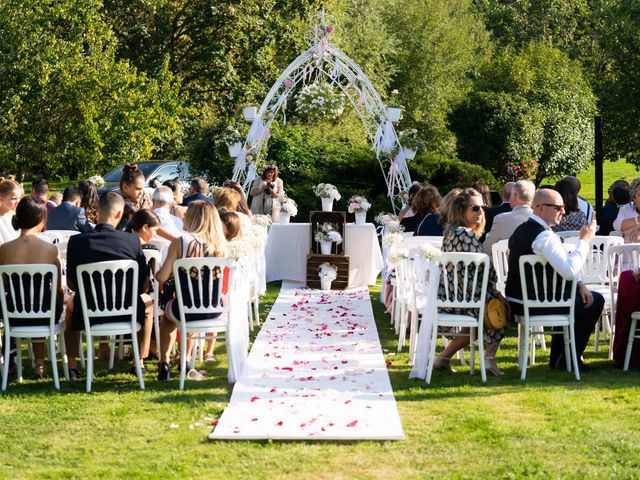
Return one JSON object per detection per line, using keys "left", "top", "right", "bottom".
{"left": 0, "top": 0, "right": 183, "bottom": 179}
{"left": 476, "top": 42, "right": 596, "bottom": 184}
{"left": 449, "top": 92, "right": 544, "bottom": 180}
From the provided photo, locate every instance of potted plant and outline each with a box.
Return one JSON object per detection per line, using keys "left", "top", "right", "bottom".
{"left": 347, "top": 195, "right": 372, "bottom": 225}
{"left": 314, "top": 222, "right": 343, "bottom": 254}
{"left": 277, "top": 196, "right": 298, "bottom": 224}
{"left": 318, "top": 262, "right": 338, "bottom": 291}
{"left": 313, "top": 183, "right": 341, "bottom": 211}
{"left": 220, "top": 125, "right": 244, "bottom": 157}
{"left": 398, "top": 129, "right": 426, "bottom": 160}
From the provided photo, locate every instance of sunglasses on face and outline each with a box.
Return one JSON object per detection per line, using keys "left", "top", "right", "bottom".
{"left": 469, "top": 205, "right": 487, "bottom": 213}
{"left": 540, "top": 203, "right": 565, "bottom": 212}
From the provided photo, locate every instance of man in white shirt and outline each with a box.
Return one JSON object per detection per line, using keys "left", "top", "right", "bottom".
{"left": 152, "top": 186, "right": 184, "bottom": 236}
{"left": 483, "top": 180, "right": 534, "bottom": 255}
{"left": 504, "top": 188, "right": 604, "bottom": 370}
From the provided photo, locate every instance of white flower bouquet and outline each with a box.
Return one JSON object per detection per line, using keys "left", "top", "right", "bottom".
{"left": 86, "top": 175, "right": 105, "bottom": 188}
{"left": 382, "top": 232, "right": 404, "bottom": 249}
{"left": 251, "top": 214, "right": 272, "bottom": 228}
{"left": 374, "top": 212, "right": 398, "bottom": 227}
{"left": 387, "top": 246, "right": 409, "bottom": 269}
{"left": 219, "top": 125, "right": 244, "bottom": 145}
{"left": 313, "top": 183, "right": 341, "bottom": 201}
{"left": 317, "top": 262, "right": 338, "bottom": 281}
{"left": 347, "top": 195, "right": 371, "bottom": 213}
{"left": 314, "top": 222, "right": 343, "bottom": 245}
{"left": 295, "top": 83, "right": 345, "bottom": 122}
{"left": 277, "top": 195, "right": 298, "bottom": 216}
{"left": 398, "top": 129, "right": 426, "bottom": 151}
{"left": 419, "top": 243, "right": 441, "bottom": 261}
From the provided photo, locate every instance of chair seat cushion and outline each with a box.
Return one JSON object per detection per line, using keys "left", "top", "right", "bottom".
{"left": 9, "top": 321, "right": 65, "bottom": 338}
{"left": 89, "top": 321, "right": 141, "bottom": 336}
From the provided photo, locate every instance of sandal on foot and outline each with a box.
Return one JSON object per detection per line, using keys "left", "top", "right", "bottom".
{"left": 433, "top": 357, "right": 456, "bottom": 373}
{"left": 484, "top": 358, "right": 506, "bottom": 376}
{"left": 204, "top": 354, "right": 216, "bottom": 363}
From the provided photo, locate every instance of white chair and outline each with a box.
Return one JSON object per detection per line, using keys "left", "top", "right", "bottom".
{"left": 426, "top": 252, "right": 490, "bottom": 384}
{"left": 76, "top": 260, "right": 144, "bottom": 393}
{"left": 0, "top": 265, "right": 69, "bottom": 391}
{"left": 517, "top": 254, "right": 580, "bottom": 381}
{"left": 143, "top": 248, "right": 162, "bottom": 354}
{"left": 171, "top": 257, "right": 235, "bottom": 390}
{"left": 402, "top": 236, "right": 443, "bottom": 251}
{"left": 491, "top": 239, "right": 510, "bottom": 296}
{"left": 609, "top": 231, "right": 623, "bottom": 237}
{"left": 608, "top": 244, "right": 640, "bottom": 360}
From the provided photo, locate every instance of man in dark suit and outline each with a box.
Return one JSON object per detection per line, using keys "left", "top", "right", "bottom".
{"left": 64, "top": 192, "right": 152, "bottom": 377}
{"left": 598, "top": 180, "right": 630, "bottom": 236}
{"left": 505, "top": 188, "right": 604, "bottom": 370}
{"left": 483, "top": 182, "right": 514, "bottom": 239}
{"left": 181, "top": 177, "right": 212, "bottom": 206}
{"left": 46, "top": 186, "right": 93, "bottom": 232}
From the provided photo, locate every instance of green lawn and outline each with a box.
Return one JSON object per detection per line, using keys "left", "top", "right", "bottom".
{"left": 2, "top": 282, "right": 640, "bottom": 479}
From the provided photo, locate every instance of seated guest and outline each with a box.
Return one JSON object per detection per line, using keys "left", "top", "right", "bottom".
{"left": 128, "top": 209, "right": 161, "bottom": 249}
{"left": 400, "top": 184, "right": 425, "bottom": 233}
{"left": 64, "top": 192, "right": 153, "bottom": 378}
{"left": 48, "top": 192, "right": 62, "bottom": 209}
{"left": 483, "top": 180, "right": 534, "bottom": 255}
{"left": 155, "top": 201, "right": 227, "bottom": 380}
{"left": 612, "top": 266, "right": 640, "bottom": 368}
{"left": 162, "top": 179, "right": 187, "bottom": 219}
{"left": 46, "top": 186, "right": 93, "bottom": 232}
{"left": 214, "top": 187, "right": 251, "bottom": 231}
{"left": 563, "top": 175, "right": 594, "bottom": 223}
{"left": 598, "top": 180, "right": 630, "bottom": 236}
{"left": 31, "top": 179, "right": 55, "bottom": 212}
{"left": 432, "top": 188, "right": 509, "bottom": 375}
{"left": 0, "top": 179, "right": 21, "bottom": 243}
{"left": 552, "top": 179, "right": 587, "bottom": 233}
{"left": 483, "top": 182, "right": 514, "bottom": 239}
{"left": 413, "top": 184, "right": 443, "bottom": 237}
{"left": 222, "top": 180, "right": 253, "bottom": 218}
{"left": 181, "top": 177, "right": 212, "bottom": 206}
{"left": 77, "top": 180, "right": 99, "bottom": 225}
{"left": 117, "top": 164, "right": 153, "bottom": 230}
{"left": 613, "top": 178, "right": 640, "bottom": 243}
{"left": 152, "top": 186, "right": 183, "bottom": 236}
{"left": 398, "top": 182, "right": 423, "bottom": 221}
{"left": 219, "top": 210, "right": 242, "bottom": 241}
{"left": 0, "top": 197, "right": 63, "bottom": 378}
{"left": 505, "top": 189, "right": 604, "bottom": 370}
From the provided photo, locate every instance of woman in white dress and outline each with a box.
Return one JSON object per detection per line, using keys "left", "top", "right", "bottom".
{"left": 613, "top": 178, "right": 640, "bottom": 243}
{"left": 249, "top": 165, "right": 284, "bottom": 218}
{"left": 0, "top": 179, "right": 21, "bottom": 243}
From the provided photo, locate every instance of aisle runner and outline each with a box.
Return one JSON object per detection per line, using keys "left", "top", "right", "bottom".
{"left": 210, "top": 282, "right": 404, "bottom": 440}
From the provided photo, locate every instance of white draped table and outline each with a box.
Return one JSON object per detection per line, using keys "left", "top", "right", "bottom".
{"left": 265, "top": 223, "right": 383, "bottom": 287}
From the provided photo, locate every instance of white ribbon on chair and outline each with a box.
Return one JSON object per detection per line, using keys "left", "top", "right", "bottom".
{"left": 226, "top": 262, "right": 250, "bottom": 383}
{"left": 409, "top": 259, "right": 440, "bottom": 380}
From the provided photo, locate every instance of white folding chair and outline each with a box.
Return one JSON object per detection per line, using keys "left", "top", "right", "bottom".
{"left": 608, "top": 244, "right": 640, "bottom": 362}
{"left": 171, "top": 257, "right": 235, "bottom": 390}
{"left": 0, "top": 265, "right": 69, "bottom": 391}
{"left": 143, "top": 249, "right": 162, "bottom": 355}
{"left": 516, "top": 254, "right": 580, "bottom": 381}
{"left": 426, "top": 252, "right": 490, "bottom": 384}
{"left": 76, "top": 260, "right": 144, "bottom": 393}
{"left": 491, "top": 239, "right": 510, "bottom": 296}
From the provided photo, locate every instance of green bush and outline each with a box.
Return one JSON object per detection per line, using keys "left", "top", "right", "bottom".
{"left": 410, "top": 151, "right": 498, "bottom": 193}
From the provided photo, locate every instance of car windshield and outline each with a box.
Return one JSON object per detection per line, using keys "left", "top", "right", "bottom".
{"left": 102, "top": 163, "right": 165, "bottom": 182}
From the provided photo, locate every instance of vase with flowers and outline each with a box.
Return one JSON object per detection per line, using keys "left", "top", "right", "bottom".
{"left": 347, "top": 195, "right": 371, "bottom": 225}
{"left": 314, "top": 222, "right": 343, "bottom": 254}
{"left": 313, "top": 183, "right": 341, "bottom": 211}
{"left": 277, "top": 196, "right": 298, "bottom": 224}
{"left": 317, "top": 262, "right": 338, "bottom": 291}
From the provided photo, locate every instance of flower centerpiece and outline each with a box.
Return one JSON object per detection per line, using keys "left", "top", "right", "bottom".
{"left": 347, "top": 195, "right": 371, "bottom": 225}
{"left": 251, "top": 214, "right": 272, "bottom": 228}
{"left": 398, "top": 129, "right": 426, "bottom": 160}
{"left": 220, "top": 125, "right": 244, "bottom": 157}
{"left": 314, "top": 222, "right": 343, "bottom": 255}
{"left": 313, "top": 183, "right": 341, "bottom": 211}
{"left": 295, "top": 83, "right": 345, "bottom": 122}
{"left": 317, "top": 262, "right": 338, "bottom": 291}
{"left": 276, "top": 195, "right": 298, "bottom": 224}
{"left": 86, "top": 175, "right": 105, "bottom": 188}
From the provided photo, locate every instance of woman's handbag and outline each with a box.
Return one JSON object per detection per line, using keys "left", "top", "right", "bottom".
{"left": 484, "top": 298, "right": 507, "bottom": 330}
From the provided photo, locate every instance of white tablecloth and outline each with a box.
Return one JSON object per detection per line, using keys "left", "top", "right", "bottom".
{"left": 265, "top": 223, "right": 383, "bottom": 287}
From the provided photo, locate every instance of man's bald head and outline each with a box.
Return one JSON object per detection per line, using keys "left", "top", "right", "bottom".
{"left": 533, "top": 188, "right": 565, "bottom": 226}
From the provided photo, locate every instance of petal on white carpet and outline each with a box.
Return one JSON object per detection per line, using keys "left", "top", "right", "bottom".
{"left": 209, "top": 282, "right": 404, "bottom": 440}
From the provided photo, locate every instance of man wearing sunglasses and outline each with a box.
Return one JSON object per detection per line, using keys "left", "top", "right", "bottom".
{"left": 504, "top": 188, "right": 604, "bottom": 371}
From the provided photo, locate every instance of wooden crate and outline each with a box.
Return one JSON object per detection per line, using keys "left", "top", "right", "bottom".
{"left": 306, "top": 254, "right": 350, "bottom": 290}
{"left": 309, "top": 211, "right": 346, "bottom": 255}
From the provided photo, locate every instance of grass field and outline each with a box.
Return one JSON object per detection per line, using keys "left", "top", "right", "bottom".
{"left": 2, "top": 281, "right": 640, "bottom": 479}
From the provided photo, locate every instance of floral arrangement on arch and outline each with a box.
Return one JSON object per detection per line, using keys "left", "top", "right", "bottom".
{"left": 295, "top": 83, "right": 345, "bottom": 122}
{"left": 347, "top": 195, "right": 371, "bottom": 213}
{"left": 313, "top": 183, "right": 341, "bottom": 200}
{"left": 317, "top": 262, "right": 338, "bottom": 281}
{"left": 219, "top": 125, "right": 244, "bottom": 145}
{"left": 398, "top": 129, "right": 426, "bottom": 151}
{"left": 314, "top": 222, "right": 343, "bottom": 245}
{"left": 277, "top": 195, "right": 298, "bottom": 216}
{"left": 506, "top": 158, "right": 538, "bottom": 181}
{"left": 86, "top": 175, "right": 105, "bottom": 188}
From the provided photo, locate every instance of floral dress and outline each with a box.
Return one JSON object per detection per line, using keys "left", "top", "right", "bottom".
{"left": 551, "top": 210, "right": 586, "bottom": 233}
{"left": 438, "top": 226, "right": 504, "bottom": 345}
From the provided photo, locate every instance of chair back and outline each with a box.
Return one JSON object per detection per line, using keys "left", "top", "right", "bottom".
{"left": 609, "top": 231, "right": 623, "bottom": 237}
{"left": 402, "top": 236, "right": 443, "bottom": 253}
{"left": 143, "top": 249, "right": 162, "bottom": 276}
{"left": 75, "top": 260, "right": 139, "bottom": 324}
{"left": 564, "top": 235, "right": 624, "bottom": 284}
{"left": 38, "top": 230, "right": 81, "bottom": 260}
{"left": 518, "top": 254, "right": 577, "bottom": 313}
{"left": 172, "top": 257, "right": 233, "bottom": 322}
{"left": 437, "top": 252, "right": 490, "bottom": 311}
{"left": 491, "top": 239, "right": 509, "bottom": 295}
{"left": 608, "top": 244, "right": 640, "bottom": 315}
{"left": 0, "top": 264, "right": 58, "bottom": 329}
{"left": 556, "top": 230, "right": 580, "bottom": 240}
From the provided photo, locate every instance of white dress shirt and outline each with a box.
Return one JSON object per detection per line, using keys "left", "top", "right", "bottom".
{"left": 153, "top": 207, "right": 184, "bottom": 236}
{"left": 529, "top": 213, "right": 589, "bottom": 280}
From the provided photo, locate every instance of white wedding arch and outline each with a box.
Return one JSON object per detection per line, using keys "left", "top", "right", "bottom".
{"left": 230, "top": 11, "right": 413, "bottom": 211}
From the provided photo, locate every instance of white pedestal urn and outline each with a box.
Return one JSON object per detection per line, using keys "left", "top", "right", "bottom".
{"left": 321, "top": 198, "right": 333, "bottom": 212}
{"left": 280, "top": 212, "right": 290, "bottom": 225}
{"left": 386, "top": 107, "right": 402, "bottom": 122}
{"left": 227, "top": 142, "right": 242, "bottom": 157}
{"left": 403, "top": 147, "right": 417, "bottom": 160}
{"left": 355, "top": 211, "right": 367, "bottom": 225}
{"left": 320, "top": 277, "right": 332, "bottom": 291}
{"left": 320, "top": 240, "right": 332, "bottom": 255}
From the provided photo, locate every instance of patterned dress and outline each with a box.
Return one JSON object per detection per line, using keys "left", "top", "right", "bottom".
{"left": 551, "top": 210, "right": 586, "bottom": 233}
{"left": 438, "top": 226, "right": 505, "bottom": 345}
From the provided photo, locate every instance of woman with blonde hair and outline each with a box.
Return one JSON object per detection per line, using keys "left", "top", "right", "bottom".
{"left": 433, "top": 188, "right": 508, "bottom": 376}
{"left": 155, "top": 201, "right": 227, "bottom": 380}
{"left": 215, "top": 187, "right": 251, "bottom": 231}
{"left": 222, "top": 179, "right": 253, "bottom": 218}
{"left": 0, "top": 179, "right": 21, "bottom": 243}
